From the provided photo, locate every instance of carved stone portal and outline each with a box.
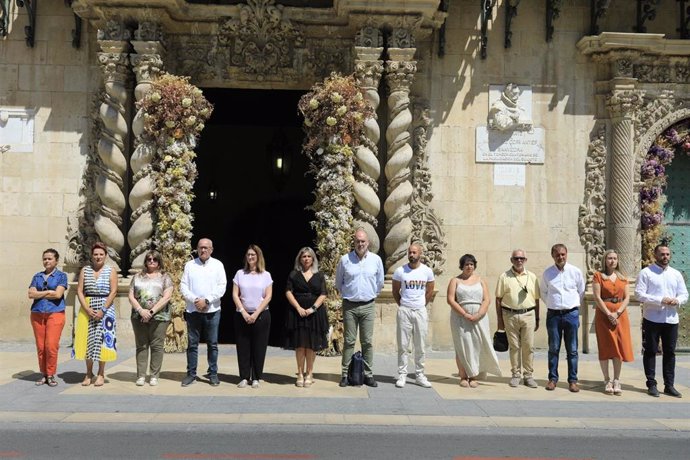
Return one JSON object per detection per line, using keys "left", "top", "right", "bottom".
{"left": 577, "top": 33, "right": 690, "bottom": 275}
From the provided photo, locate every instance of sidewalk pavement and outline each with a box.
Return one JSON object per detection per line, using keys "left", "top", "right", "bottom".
{"left": 2, "top": 341, "right": 690, "bottom": 431}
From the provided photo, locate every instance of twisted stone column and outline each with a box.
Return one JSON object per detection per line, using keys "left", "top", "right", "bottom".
{"left": 383, "top": 47, "right": 417, "bottom": 273}
{"left": 129, "top": 23, "right": 165, "bottom": 274}
{"left": 96, "top": 24, "right": 131, "bottom": 272}
{"left": 606, "top": 90, "right": 643, "bottom": 276}
{"left": 353, "top": 27, "right": 384, "bottom": 253}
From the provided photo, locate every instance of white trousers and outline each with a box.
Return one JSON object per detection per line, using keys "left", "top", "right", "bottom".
{"left": 396, "top": 307, "right": 428, "bottom": 376}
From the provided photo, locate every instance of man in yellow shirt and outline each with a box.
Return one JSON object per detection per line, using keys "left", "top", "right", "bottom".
{"left": 495, "top": 249, "right": 541, "bottom": 388}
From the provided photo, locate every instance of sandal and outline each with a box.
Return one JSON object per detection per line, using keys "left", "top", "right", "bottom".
{"left": 304, "top": 376, "right": 313, "bottom": 388}
{"left": 35, "top": 376, "right": 47, "bottom": 386}
{"left": 295, "top": 375, "right": 304, "bottom": 388}
{"left": 81, "top": 374, "right": 93, "bottom": 386}
{"left": 46, "top": 376, "right": 58, "bottom": 387}
{"left": 94, "top": 375, "right": 105, "bottom": 387}
{"left": 468, "top": 379, "right": 479, "bottom": 388}
{"left": 613, "top": 379, "right": 622, "bottom": 396}
{"left": 604, "top": 380, "right": 613, "bottom": 395}
{"left": 459, "top": 379, "right": 470, "bottom": 388}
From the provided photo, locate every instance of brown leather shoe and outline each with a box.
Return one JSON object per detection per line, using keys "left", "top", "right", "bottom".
{"left": 545, "top": 380, "right": 557, "bottom": 391}
{"left": 568, "top": 382, "right": 580, "bottom": 393}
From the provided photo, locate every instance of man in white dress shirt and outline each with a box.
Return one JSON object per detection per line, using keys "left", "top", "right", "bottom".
{"left": 180, "top": 238, "right": 227, "bottom": 387}
{"left": 635, "top": 244, "right": 689, "bottom": 398}
{"left": 541, "top": 244, "right": 585, "bottom": 393}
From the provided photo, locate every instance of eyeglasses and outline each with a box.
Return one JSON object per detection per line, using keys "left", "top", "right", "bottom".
{"left": 512, "top": 257, "right": 526, "bottom": 261}
{"left": 42, "top": 280, "right": 48, "bottom": 290}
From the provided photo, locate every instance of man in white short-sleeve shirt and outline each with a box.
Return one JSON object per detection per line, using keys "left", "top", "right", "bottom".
{"left": 392, "top": 243, "right": 435, "bottom": 388}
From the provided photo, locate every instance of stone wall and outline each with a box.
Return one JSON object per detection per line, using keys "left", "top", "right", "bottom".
{"left": 0, "top": 3, "right": 96, "bottom": 340}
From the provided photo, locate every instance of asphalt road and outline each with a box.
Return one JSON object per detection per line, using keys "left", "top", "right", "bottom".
{"left": 0, "top": 424, "right": 687, "bottom": 460}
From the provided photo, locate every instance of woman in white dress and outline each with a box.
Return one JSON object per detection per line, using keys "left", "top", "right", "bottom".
{"left": 447, "top": 254, "right": 502, "bottom": 387}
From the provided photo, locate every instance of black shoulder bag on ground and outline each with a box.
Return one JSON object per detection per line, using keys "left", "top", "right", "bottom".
{"left": 347, "top": 351, "right": 365, "bottom": 386}
{"left": 493, "top": 330, "right": 509, "bottom": 352}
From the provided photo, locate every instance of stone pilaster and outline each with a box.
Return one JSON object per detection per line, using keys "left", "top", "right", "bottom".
{"left": 383, "top": 33, "right": 416, "bottom": 274}
{"left": 96, "top": 22, "right": 132, "bottom": 273}
{"left": 353, "top": 26, "right": 384, "bottom": 253}
{"left": 605, "top": 89, "right": 644, "bottom": 276}
{"left": 128, "top": 22, "right": 165, "bottom": 274}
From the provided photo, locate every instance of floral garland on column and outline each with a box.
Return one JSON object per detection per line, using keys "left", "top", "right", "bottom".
{"left": 298, "top": 73, "right": 374, "bottom": 355}
{"left": 137, "top": 73, "right": 213, "bottom": 352}
{"left": 639, "top": 120, "right": 690, "bottom": 265}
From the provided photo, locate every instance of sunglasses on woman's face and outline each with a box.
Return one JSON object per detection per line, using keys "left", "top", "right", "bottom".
{"left": 146, "top": 258, "right": 159, "bottom": 263}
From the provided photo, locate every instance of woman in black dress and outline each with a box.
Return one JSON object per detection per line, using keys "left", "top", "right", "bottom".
{"left": 285, "top": 247, "right": 328, "bottom": 387}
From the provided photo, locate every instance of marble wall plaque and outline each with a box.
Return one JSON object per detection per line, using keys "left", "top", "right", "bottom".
{"left": 494, "top": 164, "right": 525, "bottom": 186}
{"left": 0, "top": 108, "right": 36, "bottom": 153}
{"left": 475, "top": 126, "right": 545, "bottom": 164}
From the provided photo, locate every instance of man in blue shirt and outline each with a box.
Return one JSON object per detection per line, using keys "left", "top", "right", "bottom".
{"left": 336, "top": 228, "right": 385, "bottom": 387}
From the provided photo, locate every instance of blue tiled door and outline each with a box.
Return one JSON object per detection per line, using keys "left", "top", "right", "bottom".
{"left": 664, "top": 151, "right": 690, "bottom": 346}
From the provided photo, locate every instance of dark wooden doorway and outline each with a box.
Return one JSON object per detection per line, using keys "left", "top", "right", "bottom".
{"left": 192, "top": 88, "right": 315, "bottom": 346}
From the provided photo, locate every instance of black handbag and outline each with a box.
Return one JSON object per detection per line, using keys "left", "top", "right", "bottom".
{"left": 347, "top": 351, "right": 365, "bottom": 386}
{"left": 493, "top": 330, "right": 509, "bottom": 352}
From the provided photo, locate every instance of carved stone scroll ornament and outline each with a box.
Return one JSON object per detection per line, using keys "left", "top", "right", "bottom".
{"left": 218, "top": 0, "right": 304, "bottom": 79}
{"left": 383, "top": 52, "right": 417, "bottom": 274}
{"left": 66, "top": 89, "right": 106, "bottom": 271}
{"left": 95, "top": 35, "right": 132, "bottom": 272}
{"left": 353, "top": 34, "right": 384, "bottom": 254}
{"left": 410, "top": 101, "right": 446, "bottom": 275}
{"left": 172, "top": 35, "right": 218, "bottom": 83}
{"left": 578, "top": 126, "right": 607, "bottom": 279}
{"left": 606, "top": 90, "right": 643, "bottom": 277}
{"left": 128, "top": 24, "right": 165, "bottom": 274}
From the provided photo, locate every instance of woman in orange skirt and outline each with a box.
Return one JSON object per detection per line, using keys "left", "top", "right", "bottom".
{"left": 592, "top": 249, "right": 634, "bottom": 395}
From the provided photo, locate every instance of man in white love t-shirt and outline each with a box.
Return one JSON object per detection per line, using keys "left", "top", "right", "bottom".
{"left": 392, "top": 243, "right": 435, "bottom": 388}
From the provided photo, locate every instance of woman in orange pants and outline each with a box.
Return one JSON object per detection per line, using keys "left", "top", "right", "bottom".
{"left": 28, "top": 249, "right": 68, "bottom": 387}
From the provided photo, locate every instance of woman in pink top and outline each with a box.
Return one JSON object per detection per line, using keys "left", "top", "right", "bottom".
{"left": 232, "top": 244, "right": 273, "bottom": 389}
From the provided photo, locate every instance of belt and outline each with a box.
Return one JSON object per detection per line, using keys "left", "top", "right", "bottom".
{"left": 602, "top": 297, "right": 621, "bottom": 303}
{"left": 343, "top": 299, "right": 375, "bottom": 306}
{"left": 548, "top": 307, "right": 579, "bottom": 315}
{"left": 501, "top": 306, "right": 536, "bottom": 314}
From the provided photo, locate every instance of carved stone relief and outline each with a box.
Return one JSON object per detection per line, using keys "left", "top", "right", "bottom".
{"left": 410, "top": 100, "right": 446, "bottom": 275}
{"left": 578, "top": 125, "right": 607, "bottom": 278}
{"left": 171, "top": 34, "right": 219, "bottom": 83}
{"left": 218, "top": 0, "right": 304, "bottom": 81}
{"left": 65, "top": 92, "right": 104, "bottom": 272}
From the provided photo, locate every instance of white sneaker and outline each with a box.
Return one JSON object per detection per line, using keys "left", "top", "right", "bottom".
{"left": 149, "top": 377, "right": 158, "bottom": 386}
{"left": 135, "top": 377, "right": 145, "bottom": 386}
{"left": 415, "top": 374, "right": 432, "bottom": 388}
{"left": 251, "top": 380, "right": 260, "bottom": 389}
{"left": 395, "top": 375, "right": 406, "bottom": 388}
{"left": 237, "top": 379, "right": 248, "bottom": 388}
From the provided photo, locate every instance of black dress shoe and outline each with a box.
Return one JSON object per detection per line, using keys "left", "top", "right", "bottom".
{"left": 339, "top": 376, "right": 349, "bottom": 387}
{"left": 181, "top": 375, "right": 196, "bottom": 387}
{"left": 648, "top": 385, "right": 660, "bottom": 397}
{"left": 664, "top": 386, "right": 682, "bottom": 398}
{"left": 363, "top": 376, "right": 378, "bottom": 387}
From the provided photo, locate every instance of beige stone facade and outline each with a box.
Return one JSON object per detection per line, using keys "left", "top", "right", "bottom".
{"left": 2, "top": 1, "right": 689, "bottom": 355}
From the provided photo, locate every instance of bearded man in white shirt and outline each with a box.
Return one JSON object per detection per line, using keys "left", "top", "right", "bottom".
{"left": 635, "top": 244, "right": 689, "bottom": 398}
